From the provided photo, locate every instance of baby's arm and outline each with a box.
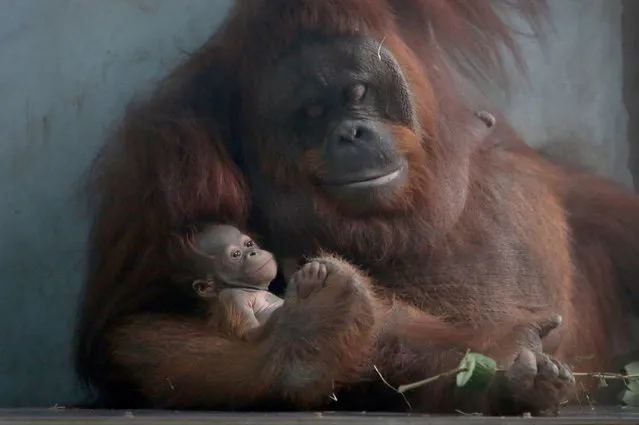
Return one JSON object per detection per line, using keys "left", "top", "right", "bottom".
{"left": 208, "top": 289, "right": 261, "bottom": 338}
{"left": 209, "top": 289, "right": 284, "bottom": 341}
{"left": 253, "top": 291, "right": 284, "bottom": 324}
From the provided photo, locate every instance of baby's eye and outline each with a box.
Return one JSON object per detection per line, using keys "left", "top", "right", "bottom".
{"left": 231, "top": 250, "right": 242, "bottom": 258}
{"left": 245, "top": 240, "right": 254, "bottom": 247}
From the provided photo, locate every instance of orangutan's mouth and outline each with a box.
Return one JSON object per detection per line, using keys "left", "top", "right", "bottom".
{"left": 341, "top": 166, "right": 404, "bottom": 188}
{"left": 247, "top": 258, "right": 274, "bottom": 276}
{"left": 333, "top": 160, "right": 408, "bottom": 189}
{"left": 321, "top": 156, "right": 408, "bottom": 189}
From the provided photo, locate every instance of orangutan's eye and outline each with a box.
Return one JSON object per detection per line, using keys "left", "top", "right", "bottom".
{"left": 345, "top": 83, "right": 367, "bottom": 104}
{"left": 305, "top": 104, "right": 325, "bottom": 119}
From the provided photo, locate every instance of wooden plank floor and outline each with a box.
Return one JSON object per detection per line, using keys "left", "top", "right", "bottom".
{"left": 0, "top": 407, "right": 638, "bottom": 425}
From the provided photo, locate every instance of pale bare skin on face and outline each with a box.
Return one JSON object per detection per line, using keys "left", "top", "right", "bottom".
{"left": 185, "top": 224, "right": 329, "bottom": 341}
{"left": 184, "top": 224, "right": 281, "bottom": 339}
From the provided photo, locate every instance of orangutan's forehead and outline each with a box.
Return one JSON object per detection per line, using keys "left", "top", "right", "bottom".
{"left": 195, "top": 225, "right": 244, "bottom": 254}
{"left": 258, "top": 36, "right": 392, "bottom": 97}
{"left": 251, "top": 33, "right": 409, "bottom": 127}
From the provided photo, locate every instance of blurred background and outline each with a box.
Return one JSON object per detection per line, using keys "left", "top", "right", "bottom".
{"left": 0, "top": 0, "right": 637, "bottom": 407}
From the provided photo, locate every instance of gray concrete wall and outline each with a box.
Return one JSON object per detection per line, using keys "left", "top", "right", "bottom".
{"left": 0, "top": 0, "right": 630, "bottom": 407}
{"left": 623, "top": 0, "right": 639, "bottom": 189}
{"left": 0, "top": 0, "right": 233, "bottom": 407}
{"left": 492, "top": 0, "right": 632, "bottom": 188}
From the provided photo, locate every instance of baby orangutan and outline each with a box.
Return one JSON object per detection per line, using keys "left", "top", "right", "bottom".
{"left": 176, "top": 223, "right": 291, "bottom": 341}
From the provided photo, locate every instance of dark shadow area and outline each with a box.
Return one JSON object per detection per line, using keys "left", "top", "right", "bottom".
{"left": 623, "top": 0, "right": 639, "bottom": 190}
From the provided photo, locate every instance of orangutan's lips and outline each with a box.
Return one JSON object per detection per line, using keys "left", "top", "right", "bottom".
{"left": 341, "top": 166, "right": 403, "bottom": 188}
{"left": 319, "top": 157, "right": 408, "bottom": 192}
{"left": 249, "top": 258, "right": 273, "bottom": 274}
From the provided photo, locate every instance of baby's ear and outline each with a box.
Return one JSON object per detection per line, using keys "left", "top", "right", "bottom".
{"left": 167, "top": 231, "right": 190, "bottom": 263}
{"left": 192, "top": 279, "right": 217, "bottom": 298}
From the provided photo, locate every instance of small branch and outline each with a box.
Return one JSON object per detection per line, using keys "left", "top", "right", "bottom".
{"left": 573, "top": 372, "right": 639, "bottom": 379}
{"left": 373, "top": 365, "right": 412, "bottom": 410}
{"left": 377, "top": 37, "right": 386, "bottom": 60}
{"left": 397, "top": 367, "right": 468, "bottom": 394}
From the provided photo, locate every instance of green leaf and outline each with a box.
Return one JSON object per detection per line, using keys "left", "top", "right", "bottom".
{"left": 455, "top": 352, "right": 497, "bottom": 391}
{"left": 621, "top": 361, "right": 639, "bottom": 392}
{"left": 620, "top": 389, "right": 639, "bottom": 407}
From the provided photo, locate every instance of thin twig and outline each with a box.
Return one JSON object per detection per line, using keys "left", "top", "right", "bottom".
{"left": 373, "top": 365, "right": 412, "bottom": 410}
{"left": 377, "top": 37, "right": 386, "bottom": 60}
{"left": 455, "top": 409, "right": 482, "bottom": 416}
{"left": 397, "top": 367, "right": 468, "bottom": 394}
{"left": 579, "top": 382, "right": 595, "bottom": 411}
{"left": 573, "top": 372, "right": 639, "bottom": 379}
{"left": 327, "top": 381, "right": 338, "bottom": 402}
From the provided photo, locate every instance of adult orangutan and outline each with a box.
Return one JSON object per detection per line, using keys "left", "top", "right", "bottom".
{"left": 74, "top": 0, "right": 639, "bottom": 416}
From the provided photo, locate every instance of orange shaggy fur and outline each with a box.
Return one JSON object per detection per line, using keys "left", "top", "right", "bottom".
{"left": 74, "top": 0, "right": 639, "bottom": 415}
